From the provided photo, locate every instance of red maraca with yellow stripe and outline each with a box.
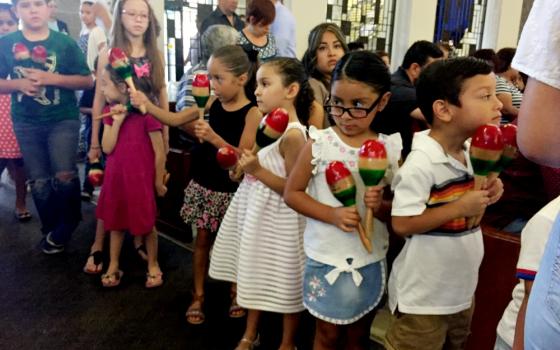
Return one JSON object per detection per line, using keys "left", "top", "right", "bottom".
{"left": 326, "top": 161, "right": 372, "bottom": 253}
{"left": 358, "top": 139, "right": 388, "bottom": 243}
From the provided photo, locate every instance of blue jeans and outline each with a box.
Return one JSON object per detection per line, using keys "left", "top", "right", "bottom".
{"left": 13, "top": 119, "right": 82, "bottom": 244}
{"left": 525, "top": 212, "right": 560, "bottom": 349}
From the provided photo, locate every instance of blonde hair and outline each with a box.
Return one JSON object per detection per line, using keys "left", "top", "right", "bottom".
{"left": 111, "top": 0, "right": 164, "bottom": 94}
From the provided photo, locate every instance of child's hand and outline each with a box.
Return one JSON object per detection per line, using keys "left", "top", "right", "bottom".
{"left": 155, "top": 183, "right": 167, "bottom": 197}
{"left": 129, "top": 90, "right": 149, "bottom": 108}
{"left": 485, "top": 178, "right": 504, "bottom": 205}
{"left": 193, "top": 119, "right": 216, "bottom": 143}
{"left": 330, "top": 206, "right": 362, "bottom": 232}
{"left": 238, "top": 149, "right": 261, "bottom": 175}
{"left": 25, "top": 68, "right": 55, "bottom": 87}
{"left": 229, "top": 163, "right": 244, "bottom": 182}
{"left": 364, "top": 185, "right": 384, "bottom": 213}
{"left": 111, "top": 104, "right": 128, "bottom": 123}
{"left": 18, "top": 78, "right": 38, "bottom": 96}
{"left": 456, "top": 190, "right": 490, "bottom": 217}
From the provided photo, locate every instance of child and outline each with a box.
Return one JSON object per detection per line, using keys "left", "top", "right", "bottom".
{"left": 209, "top": 57, "right": 313, "bottom": 350}
{"left": 495, "top": 195, "right": 560, "bottom": 350}
{"left": 284, "top": 51, "right": 401, "bottom": 350}
{"left": 131, "top": 45, "right": 261, "bottom": 324}
{"left": 78, "top": 1, "right": 107, "bottom": 73}
{"left": 84, "top": 0, "right": 168, "bottom": 272}
{"left": 0, "top": 0, "right": 93, "bottom": 253}
{"left": 0, "top": 3, "right": 31, "bottom": 223}
{"left": 96, "top": 63, "right": 166, "bottom": 288}
{"left": 385, "top": 57, "right": 505, "bottom": 350}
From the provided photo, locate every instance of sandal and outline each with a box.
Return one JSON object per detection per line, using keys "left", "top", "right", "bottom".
{"left": 185, "top": 293, "right": 205, "bottom": 325}
{"left": 15, "top": 209, "right": 32, "bottom": 222}
{"left": 135, "top": 244, "right": 148, "bottom": 262}
{"left": 83, "top": 251, "right": 103, "bottom": 274}
{"left": 145, "top": 271, "right": 163, "bottom": 288}
{"left": 101, "top": 270, "right": 123, "bottom": 288}
{"left": 229, "top": 291, "right": 246, "bottom": 318}
{"left": 235, "top": 334, "right": 260, "bottom": 350}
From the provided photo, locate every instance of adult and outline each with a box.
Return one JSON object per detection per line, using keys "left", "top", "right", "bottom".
{"left": 511, "top": 0, "right": 560, "bottom": 348}
{"left": 270, "top": 0, "right": 296, "bottom": 58}
{"left": 495, "top": 48, "right": 524, "bottom": 122}
{"left": 372, "top": 40, "right": 443, "bottom": 158}
{"left": 176, "top": 25, "right": 240, "bottom": 112}
{"left": 301, "top": 23, "right": 348, "bottom": 127}
{"left": 200, "top": 0, "right": 245, "bottom": 35}
{"left": 47, "top": 0, "right": 69, "bottom": 35}
{"left": 238, "top": 0, "right": 277, "bottom": 62}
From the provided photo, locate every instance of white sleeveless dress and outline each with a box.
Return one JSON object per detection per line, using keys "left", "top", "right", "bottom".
{"left": 209, "top": 122, "right": 307, "bottom": 313}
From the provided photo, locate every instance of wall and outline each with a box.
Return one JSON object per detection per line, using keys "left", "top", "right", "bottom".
{"left": 289, "top": 0, "right": 326, "bottom": 59}
{"left": 482, "top": 0, "right": 523, "bottom": 50}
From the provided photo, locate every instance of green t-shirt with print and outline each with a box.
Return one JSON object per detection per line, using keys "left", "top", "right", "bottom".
{"left": 0, "top": 30, "right": 91, "bottom": 123}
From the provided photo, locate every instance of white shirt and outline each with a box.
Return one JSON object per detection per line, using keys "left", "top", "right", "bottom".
{"left": 270, "top": 1, "right": 296, "bottom": 58}
{"left": 388, "top": 130, "right": 484, "bottom": 315}
{"left": 304, "top": 127, "right": 402, "bottom": 283}
{"left": 80, "top": 26, "right": 107, "bottom": 71}
{"left": 512, "top": 0, "right": 560, "bottom": 89}
{"left": 496, "top": 196, "right": 560, "bottom": 346}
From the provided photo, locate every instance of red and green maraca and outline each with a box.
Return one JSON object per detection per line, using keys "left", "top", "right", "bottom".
{"left": 468, "top": 124, "right": 504, "bottom": 227}
{"left": 326, "top": 161, "right": 372, "bottom": 253}
{"left": 358, "top": 139, "right": 388, "bottom": 242}
{"left": 31, "top": 45, "right": 47, "bottom": 69}
{"left": 488, "top": 124, "right": 518, "bottom": 182}
{"left": 109, "top": 48, "right": 146, "bottom": 114}
{"left": 192, "top": 74, "right": 210, "bottom": 119}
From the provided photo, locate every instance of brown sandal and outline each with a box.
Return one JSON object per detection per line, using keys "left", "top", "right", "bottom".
{"left": 234, "top": 334, "right": 260, "bottom": 350}
{"left": 185, "top": 293, "right": 205, "bottom": 325}
{"left": 229, "top": 289, "right": 246, "bottom": 318}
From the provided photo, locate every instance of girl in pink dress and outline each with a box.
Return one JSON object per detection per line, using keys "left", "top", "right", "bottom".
{"left": 95, "top": 62, "right": 166, "bottom": 288}
{"left": 0, "top": 4, "right": 30, "bottom": 222}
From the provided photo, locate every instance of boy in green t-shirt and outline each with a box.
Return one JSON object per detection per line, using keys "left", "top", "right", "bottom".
{"left": 0, "top": 0, "right": 93, "bottom": 254}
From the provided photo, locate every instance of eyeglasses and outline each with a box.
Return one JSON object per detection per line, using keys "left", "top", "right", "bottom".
{"left": 324, "top": 94, "right": 384, "bottom": 119}
{"left": 122, "top": 10, "right": 149, "bottom": 21}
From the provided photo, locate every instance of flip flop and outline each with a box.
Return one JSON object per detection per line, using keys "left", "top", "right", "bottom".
{"left": 101, "top": 270, "right": 123, "bottom": 288}
{"left": 229, "top": 296, "right": 247, "bottom": 318}
{"left": 186, "top": 294, "right": 205, "bottom": 325}
{"left": 145, "top": 271, "right": 163, "bottom": 288}
{"left": 15, "top": 210, "right": 32, "bottom": 223}
{"left": 83, "top": 251, "right": 103, "bottom": 274}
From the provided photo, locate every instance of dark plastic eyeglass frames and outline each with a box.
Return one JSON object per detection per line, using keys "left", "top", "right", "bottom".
{"left": 324, "top": 94, "right": 384, "bottom": 119}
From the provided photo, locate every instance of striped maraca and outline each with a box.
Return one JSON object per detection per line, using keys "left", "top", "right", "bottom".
{"left": 468, "top": 124, "right": 503, "bottom": 228}
{"left": 326, "top": 161, "right": 372, "bottom": 253}
{"left": 108, "top": 48, "right": 146, "bottom": 114}
{"left": 358, "top": 139, "right": 388, "bottom": 243}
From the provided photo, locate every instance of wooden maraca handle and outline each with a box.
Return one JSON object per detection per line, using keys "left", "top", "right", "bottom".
{"left": 94, "top": 110, "right": 118, "bottom": 120}
{"left": 365, "top": 207, "right": 374, "bottom": 242}
{"left": 357, "top": 220, "right": 373, "bottom": 253}
{"left": 124, "top": 78, "right": 147, "bottom": 114}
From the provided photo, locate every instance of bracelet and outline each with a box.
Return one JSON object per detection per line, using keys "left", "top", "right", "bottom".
{"left": 91, "top": 146, "right": 101, "bottom": 150}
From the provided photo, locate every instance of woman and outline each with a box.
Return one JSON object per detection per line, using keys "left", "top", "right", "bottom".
{"left": 238, "top": 0, "right": 277, "bottom": 62}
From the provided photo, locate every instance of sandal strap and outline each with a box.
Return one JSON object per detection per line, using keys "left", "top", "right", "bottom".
{"left": 90, "top": 251, "right": 103, "bottom": 265}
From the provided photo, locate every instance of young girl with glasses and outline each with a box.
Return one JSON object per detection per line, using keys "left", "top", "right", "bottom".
{"left": 284, "top": 51, "right": 402, "bottom": 349}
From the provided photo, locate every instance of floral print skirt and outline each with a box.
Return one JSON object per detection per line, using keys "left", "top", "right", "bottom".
{"left": 303, "top": 257, "right": 386, "bottom": 325}
{"left": 180, "top": 180, "right": 235, "bottom": 232}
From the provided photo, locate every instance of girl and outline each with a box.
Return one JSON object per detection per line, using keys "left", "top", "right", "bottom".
{"left": 209, "top": 57, "right": 313, "bottom": 350}
{"left": 302, "top": 23, "right": 348, "bottom": 128}
{"left": 0, "top": 3, "right": 31, "bottom": 222}
{"left": 96, "top": 63, "right": 166, "bottom": 288}
{"left": 239, "top": 0, "right": 277, "bottom": 62}
{"left": 284, "top": 51, "right": 402, "bottom": 350}
{"left": 84, "top": 0, "right": 168, "bottom": 274}
{"left": 131, "top": 45, "right": 261, "bottom": 325}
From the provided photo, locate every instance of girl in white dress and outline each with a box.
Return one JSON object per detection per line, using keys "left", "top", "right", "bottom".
{"left": 209, "top": 57, "right": 315, "bottom": 350}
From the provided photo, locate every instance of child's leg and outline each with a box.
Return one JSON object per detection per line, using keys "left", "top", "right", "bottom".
{"left": 101, "top": 230, "right": 124, "bottom": 287}
{"left": 145, "top": 228, "right": 163, "bottom": 288}
{"left": 133, "top": 235, "right": 148, "bottom": 261}
{"left": 186, "top": 227, "right": 214, "bottom": 323}
{"left": 444, "top": 304, "right": 475, "bottom": 350}
{"left": 384, "top": 312, "right": 446, "bottom": 350}
{"left": 83, "top": 219, "right": 106, "bottom": 274}
{"left": 313, "top": 319, "right": 341, "bottom": 350}
{"left": 236, "top": 309, "right": 261, "bottom": 350}
{"left": 344, "top": 312, "right": 375, "bottom": 350}
{"left": 279, "top": 312, "right": 300, "bottom": 350}
{"left": 9, "top": 159, "right": 28, "bottom": 214}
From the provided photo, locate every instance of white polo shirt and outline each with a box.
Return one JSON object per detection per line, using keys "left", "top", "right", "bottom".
{"left": 496, "top": 196, "right": 560, "bottom": 346}
{"left": 388, "top": 130, "right": 484, "bottom": 315}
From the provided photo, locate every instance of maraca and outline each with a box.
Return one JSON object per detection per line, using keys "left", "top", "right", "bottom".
{"left": 468, "top": 124, "right": 503, "bottom": 228}
{"left": 31, "top": 45, "right": 47, "bottom": 69}
{"left": 108, "top": 48, "right": 146, "bottom": 114}
{"left": 488, "top": 124, "right": 518, "bottom": 182}
{"left": 88, "top": 159, "right": 104, "bottom": 187}
{"left": 358, "top": 139, "right": 388, "bottom": 241}
{"left": 13, "top": 43, "right": 30, "bottom": 61}
{"left": 216, "top": 145, "right": 238, "bottom": 170}
{"left": 326, "top": 161, "right": 372, "bottom": 253}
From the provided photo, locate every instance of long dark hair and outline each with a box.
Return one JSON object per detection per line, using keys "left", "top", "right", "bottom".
{"left": 211, "top": 45, "right": 258, "bottom": 104}
{"left": 262, "top": 58, "right": 314, "bottom": 126}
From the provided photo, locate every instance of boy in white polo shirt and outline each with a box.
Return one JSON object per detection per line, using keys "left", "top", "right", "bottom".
{"left": 385, "top": 57, "right": 505, "bottom": 350}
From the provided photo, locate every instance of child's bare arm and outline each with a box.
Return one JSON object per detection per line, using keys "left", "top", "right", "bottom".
{"left": 392, "top": 190, "right": 490, "bottom": 237}
{"left": 512, "top": 279, "right": 533, "bottom": 350}
{"left": 0, "top": 78, "right": 37, "bottom": 95}
{"left": 284, "top": 140, "right": 362, "bottom": 232}
{"left": 237, "top": 107, "right": 262, "bottom": 150}
{"left": 149, "top": 130, "right": 167, "bottom": 197}
{"left": 130, "top": 90, "right": 199, "bottom": 127}
{"left": 101, "top": 105, "right": 127, "bottom": 154}
{"left": 25, "top": 69, "right": 93, "bottom": 90}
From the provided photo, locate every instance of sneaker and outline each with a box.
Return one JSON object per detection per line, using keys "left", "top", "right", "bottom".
{"left": 41, "top": 233, "right": 65, "bottom": 255}
{"left": 81, "top": 191, "right": 92, "bottom": 201}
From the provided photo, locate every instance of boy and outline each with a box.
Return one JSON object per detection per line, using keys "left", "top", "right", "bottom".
{"left": 495, "top": 195, "right": 560, "bottom": 350}
{"left": 385, "top": 57, "right": 504, "bottom": 350}
{"left": 0, "top": 0, "right": 93, "bottom": 253}
{"left": 78, "top": 1, "right": 106, "bottom": 72}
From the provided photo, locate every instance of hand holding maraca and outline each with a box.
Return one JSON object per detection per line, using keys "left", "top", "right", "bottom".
{"left": 331, "top": 206, "right": 363, "bottom": 233}
{"left": 108, "top": 48, "right": 147, "bottom": 114}
{"left": 193, "top": 118, "right": 217, "bottom": 143}
{"left": 238, "top": 149, "right": 262, "bottom": 176}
